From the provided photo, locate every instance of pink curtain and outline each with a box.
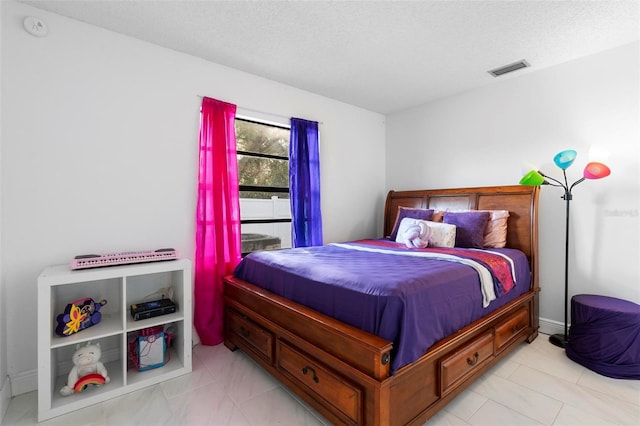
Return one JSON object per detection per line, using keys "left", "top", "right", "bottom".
{"left": 194, "top": 97, "right": 241, "bottom": 345}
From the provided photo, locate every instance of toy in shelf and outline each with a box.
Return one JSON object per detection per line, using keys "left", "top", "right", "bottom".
{"left": 127, "top": 325, "right": 174, "bottom": 372}
{"left": 55, "top": 297, "right": 107, "bottom": 336}
{"left": 60, "top": 342, "right": 110, "bottom": 396}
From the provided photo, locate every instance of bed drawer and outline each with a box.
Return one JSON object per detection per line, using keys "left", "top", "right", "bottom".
{"left": 277, "top": 340, "right": 362, "bottom": 425}
{"left": 227, "top": 309, "right": 274, "bottom": 363}
{"left": 440, "top": 331, "right": 494, "bottom": 395}
{"left": 495, "top": 307, "right": 529, "bottom": 352}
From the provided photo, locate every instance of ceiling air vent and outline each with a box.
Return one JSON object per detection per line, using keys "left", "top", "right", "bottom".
{"left": 488, "top": 60, "right": 530, "bottom": 77}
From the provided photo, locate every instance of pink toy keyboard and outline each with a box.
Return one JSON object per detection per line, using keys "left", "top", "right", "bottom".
{"left": 71, "top": 248, "right": 178, "bottom": 270}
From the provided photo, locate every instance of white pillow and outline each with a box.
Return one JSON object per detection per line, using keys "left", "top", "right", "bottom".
{"left": 424, "top": 220, "right": 457, "bottom": 248}
{"left": 395, "top": 218, "right": 457, "bottom": 248}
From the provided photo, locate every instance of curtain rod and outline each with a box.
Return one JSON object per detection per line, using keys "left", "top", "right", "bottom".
{"left": 197, "top": 94, "right": 322, "bottom": 124}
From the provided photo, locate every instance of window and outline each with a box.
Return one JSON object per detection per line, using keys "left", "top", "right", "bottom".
{"left": 235, "top": 118, "right": 292, "bottom": 255}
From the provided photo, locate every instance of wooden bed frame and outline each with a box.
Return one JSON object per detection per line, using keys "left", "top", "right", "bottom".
{"left": 223, "top": 185, "right": 539, "bottom": 425}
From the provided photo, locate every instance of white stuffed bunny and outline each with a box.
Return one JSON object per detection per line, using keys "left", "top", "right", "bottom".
{"left": 60, "top": 342, "right": 110, "bottom": 396}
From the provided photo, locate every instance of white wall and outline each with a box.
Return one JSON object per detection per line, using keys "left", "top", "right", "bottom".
{"left": 386, "top": 42, "right": 640, "bottom": 333}
{"left": 1, "top": 1, "right": 385, "bottom": 395}
{"left": 0, "top": 0, "right": 9, "bottom": 420}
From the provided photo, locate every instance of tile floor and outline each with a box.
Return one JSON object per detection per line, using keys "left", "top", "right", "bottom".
{"left": 2, "top": 334, "right": 639, "bottom": 425}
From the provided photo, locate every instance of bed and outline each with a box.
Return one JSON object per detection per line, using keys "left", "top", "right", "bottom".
{"left": 223, "top": 185, "right": 539, "bottom": 425}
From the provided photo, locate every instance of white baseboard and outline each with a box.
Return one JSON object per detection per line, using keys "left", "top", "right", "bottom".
{"left": 538, "top": 316, "right": 567, "bottom": 337}
{"left": 8, "top": 369, "right": 36, "bottom": 397}
{"left": 1, "top": 375, "right": 11, "bottom": 424}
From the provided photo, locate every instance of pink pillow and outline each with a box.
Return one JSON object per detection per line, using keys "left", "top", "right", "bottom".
{"left": 431, "top": 210, "right": 445, "bottom": 222}
{"left": 482, "top": 210, "right": 510, "bottom": 248}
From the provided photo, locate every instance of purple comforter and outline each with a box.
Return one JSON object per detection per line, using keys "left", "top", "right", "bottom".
{"left": 233, "top": 239, "right": 531, "bottom": 373}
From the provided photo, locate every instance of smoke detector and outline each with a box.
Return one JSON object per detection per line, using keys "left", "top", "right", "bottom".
{"left": 23, "top": 17, "right": 48, "bottom": 37}
{"left": 488, "top": 60, "right": 529, "bottom": 77}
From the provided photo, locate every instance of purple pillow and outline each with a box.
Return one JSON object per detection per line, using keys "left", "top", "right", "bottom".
{"left": 389, "top": 207, "right": 434, "bottom": 241}
{"left": 443, "top": 211, "right": 491, "bottom": 248}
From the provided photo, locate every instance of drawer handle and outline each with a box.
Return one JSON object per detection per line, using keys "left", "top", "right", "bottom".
{"left": 466, "top": 352, "right": 479, "bottom": 366}
{"left": 511, "top": 325, "right": 520, "bottom": 334}
{"left": 239, "top": 326, "right": 250, "bottom": 338}
{"left": 302, "top": 366, "right": 320, "bottom": 383}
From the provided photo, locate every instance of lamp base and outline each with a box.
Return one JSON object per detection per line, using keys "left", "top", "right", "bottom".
{"left": 549, "top": 333, "right": 568, "bottom": 349}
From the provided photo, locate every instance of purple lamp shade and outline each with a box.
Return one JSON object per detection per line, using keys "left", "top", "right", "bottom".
{"left": 583, "top": 162, "right": 611, "bottom": 180}
{"left": 553, "top": 150, "right": 577, "bottom": 170}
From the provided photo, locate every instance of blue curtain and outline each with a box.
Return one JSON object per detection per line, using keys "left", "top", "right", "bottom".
{"left": 289, "top": 117, "right": 323, "bottom": 247}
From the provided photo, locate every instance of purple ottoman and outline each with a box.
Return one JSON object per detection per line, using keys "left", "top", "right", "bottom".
{"left": 566, "top": 294, "right": 640, "bottom": 379}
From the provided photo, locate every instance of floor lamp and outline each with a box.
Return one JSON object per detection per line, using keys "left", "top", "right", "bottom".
{"left": 520, "top": 150, "right": 610, "bottom": 348}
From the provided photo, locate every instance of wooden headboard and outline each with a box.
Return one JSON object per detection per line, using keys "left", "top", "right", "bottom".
{"left": 384, "top": 185, "right": 539, "bottom": 290}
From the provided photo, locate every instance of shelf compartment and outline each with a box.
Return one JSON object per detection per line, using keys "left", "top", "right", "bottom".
{"left": 49, "top": 277, "right": 123, "bottom": 342}
{"left": 51, "top": 359, "right": 123, "bottom": 411}
{"left": 51, "top": 335, "right": 121, "bottom": 383}
{"left": 125, "top": 320, "right": 189, "bottom": 383}
{"left": 48, "top": 333, "right": 123, "bottom": 417}
{"left": 126, "top": 347, "right": 188, "bottom": 387}
{"left": 126, "top": 270, "right": 185, "bottom": 312}
{"left": 51, "top": 313, "right": 122, "bottom": 349}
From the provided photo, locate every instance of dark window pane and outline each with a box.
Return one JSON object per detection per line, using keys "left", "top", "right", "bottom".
{"left": 236, "top": 119, "right": 289, "bottom": 157}
{"left": 238, "top": 155, "right": 289, "bottom": 188}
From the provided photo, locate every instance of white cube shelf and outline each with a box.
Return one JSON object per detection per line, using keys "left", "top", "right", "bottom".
{"left": 37, "top": 259, "right": 192, "bottom": 421}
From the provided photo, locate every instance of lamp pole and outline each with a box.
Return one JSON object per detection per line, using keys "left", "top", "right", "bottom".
{"left": 563, "top": 190, "right": 570, "bottom": 343}
{"left": 549, "top": 188, "right": 571, "bottom": 348}
{"left": 540, "top": 170, "right": 572, "bottom": 348}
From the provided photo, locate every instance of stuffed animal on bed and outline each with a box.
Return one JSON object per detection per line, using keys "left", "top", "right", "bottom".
{"left": 60, "top": 342, "right": 110, "bottom": 396}
{"left": 403, "top": 221, "right": 431, "bottom": 249}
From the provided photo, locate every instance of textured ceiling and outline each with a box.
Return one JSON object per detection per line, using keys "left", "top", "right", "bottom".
{"left": 19, "top": 0, "right": 640, "bottom": 114}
